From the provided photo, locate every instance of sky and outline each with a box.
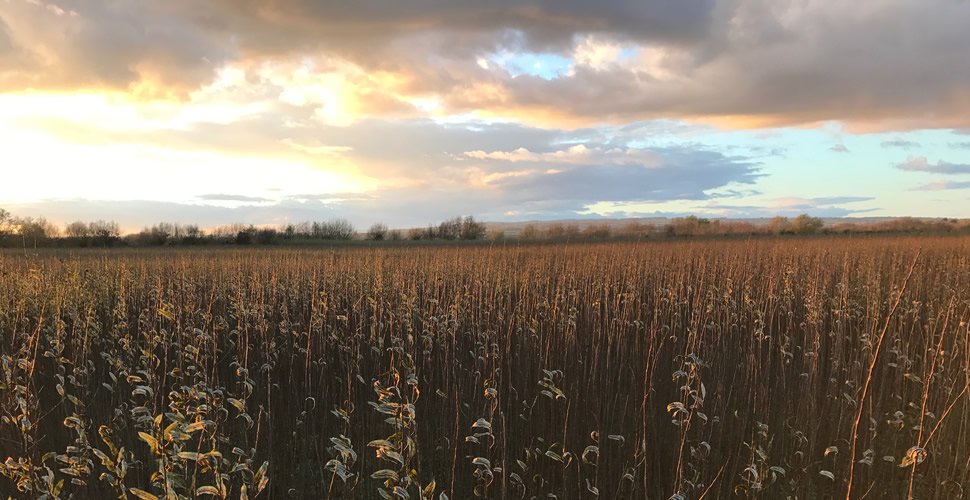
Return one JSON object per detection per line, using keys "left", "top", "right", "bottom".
{"left": 1, "top": 0, "right": 970, "bottom": 232}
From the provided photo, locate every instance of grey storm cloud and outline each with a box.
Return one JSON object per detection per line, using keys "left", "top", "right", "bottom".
{"left": 1, "top": 1, "right": 970, "bottom": 127}
{"left": 175, "top": 0, "right": 720, "bottom": 62}
{"left": 896, "top": 157, "right": 970, "bottom": 175}
{"left": 830, "top": 144, "right": 849, "bottom": 153}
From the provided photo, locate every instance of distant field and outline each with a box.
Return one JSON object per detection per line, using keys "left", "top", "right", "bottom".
{"left": 0, "top": 237, "right": 968, "bottom": 498}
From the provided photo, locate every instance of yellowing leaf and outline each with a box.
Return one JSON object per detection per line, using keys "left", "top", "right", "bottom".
{"left": 196, "top": 485, "right": 221, "bottom": 496}
{"left": 138, "top": 432, "right": 159, "bottom": 453}
{"left": 129, "top": 487, "right": 159, "bottom": 500}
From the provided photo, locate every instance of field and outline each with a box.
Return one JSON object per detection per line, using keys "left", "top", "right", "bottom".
{"left": 0, "top": 236, "right": 968, "bottom": 499}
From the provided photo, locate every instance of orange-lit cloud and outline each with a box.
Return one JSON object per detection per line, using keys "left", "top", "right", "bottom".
{"left": 1, "top": 1, "right": 968, "bottom": 129}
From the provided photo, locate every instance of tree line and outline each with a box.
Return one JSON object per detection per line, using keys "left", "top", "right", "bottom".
{"left": 0, "top": 209, "right": 489, "bottom": 248}
{"left": 510, "top": 214, "right": 970, "bottom": 240}
{"left": 1, "top": 208, "right": 968, "bottom": 248}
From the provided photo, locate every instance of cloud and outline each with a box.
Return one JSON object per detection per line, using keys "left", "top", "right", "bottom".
{"left": 197, "top": 194, "right": 273, "bottom": 203}
{"left": 462, "top": 144, "right": 668, "bottom": 166}
{"left": 465, "top": 145, "right": 761, "bottom": 210}
{"left": 0, "top": 15, "right": 31, "bottom": 70}
{"left": 896, "top": 156, "right": 970, "bottom": 175}
{"left": 2, "top": 1, "right": 970, "bottom": 128}
{"left": 0, "top": 1, "right": 236, "bottom": 94}
{"left": 424, "top": 2, "right": 970, "bottom": 129}
{"left": 949, "top": 141, "right": 970, "bottom": 150}
{"left": 3, "top": 142, "right": 761, "bottom": 228}
{"left": 912, "top": 180, "right": 970, "bottom": 191}
{"left": 704, "top": 196, "right": 876, "bottom": 218}
{"left": 881, "top": 139, "right": 920, "bottom": 149}
{"left": 810, "top": 196, "right": 874, "bottom": 205}
{"left": 830, "top": 144, "right": 849, "bottom": 153}
{"left": 3, "top": 103, "right": 764, "bottom": 226}
{"left": 0, "top": 17, "right": 15, "bottom": 53}
{"left": 4, "top": 193, "right": 506, "bottom": 231}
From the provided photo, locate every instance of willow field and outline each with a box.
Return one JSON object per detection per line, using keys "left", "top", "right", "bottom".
{"left": 0, "top": 236, "right": 968, "bottom": 499}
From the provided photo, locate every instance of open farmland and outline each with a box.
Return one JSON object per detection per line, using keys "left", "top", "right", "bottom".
{"left": 0, "top": 236, "right": 968, "bottom": 499}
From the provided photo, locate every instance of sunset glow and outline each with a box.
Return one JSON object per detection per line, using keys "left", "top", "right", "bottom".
{"left": 2, "top": 0, "right": 969, "bottom": 229}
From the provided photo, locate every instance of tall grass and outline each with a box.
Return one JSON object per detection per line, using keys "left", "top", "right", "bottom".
{"left": 0, "top": 236, "right": 968, "bottom": 498}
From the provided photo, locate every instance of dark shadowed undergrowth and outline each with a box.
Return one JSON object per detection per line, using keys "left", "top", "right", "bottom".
{"left": 0, "top": 236, "right": 968, "bottom": 499}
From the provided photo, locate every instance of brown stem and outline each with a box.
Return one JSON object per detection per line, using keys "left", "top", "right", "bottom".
{"left": 845, "top": 250, "right": 920, "bottom": 500}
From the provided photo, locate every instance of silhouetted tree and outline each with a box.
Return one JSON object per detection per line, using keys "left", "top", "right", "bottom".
{"left": 367, "top": 223, "right": 389, "bottom": 241}
{"left": 65, "top": 221, "right": 90, "bottom": 238}
{"left": 235, "top": 226, "right": 256, "bottom": 245}
{"left": 255, "top": 228, "right": 278, "bottom": 244}
{"left": 14, "top": 217, "right": 58, "bottom": 247}
{"left": 438, "top": 217, "right": 462, "bottom": 240}
{"left": 89, "top": 220, "right": 120, "bottom": 246}
{"left": 459, "top": 216, "right": 487, "bottom": 240}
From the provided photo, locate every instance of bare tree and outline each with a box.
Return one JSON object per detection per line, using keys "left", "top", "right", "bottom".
{"left": 459, "top": 216, "right": 487, "bottom": 240}
{"left": 15, "top": 217, "right": 58, "bottom": 248}
{"left": 66, "top": 221, "right": 91, "bottom": 238}
{"left": 438, "top": 216, "right": 462, "bottom": 240}
{"left": 367, "top": 223, "right": 389, "bottom": 241}
{"left": 89, "top": 220, "right": 121, "bottom": 246}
